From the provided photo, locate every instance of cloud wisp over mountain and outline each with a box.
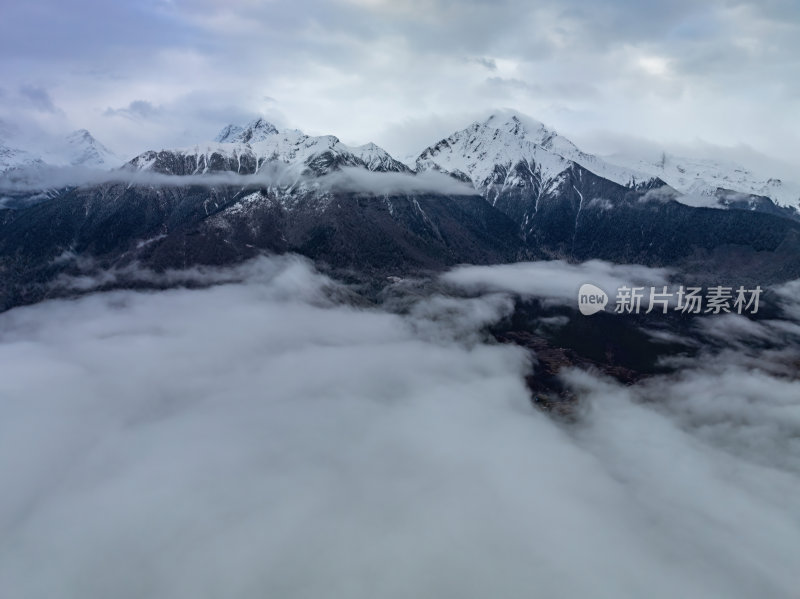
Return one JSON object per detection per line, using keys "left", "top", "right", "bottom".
{"left": 0, "top": 164, "right": 475, "bottom": 197}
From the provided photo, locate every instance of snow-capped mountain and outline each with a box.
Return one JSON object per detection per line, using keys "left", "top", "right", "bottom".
{"left": 4, "top": 111, "right": 800, "bottom": 313}
{"left": 413, "top": 111, "right": 800, "bottom": 213}
{"left": 123, "top": 111, "right": 798, "bottom": 213}
{"left": 0, "top": 129, "right": 120, "bottom": 174}
{"left": 130, "top": 118, "right": 410, "bottom": 177}
{"left": 0, "top": 143, "right": 46, "bottom": 174}
{"left": 59, "top": 129, "right": 121, "bottom": 168}
{"left": 605, "top": 152, "right": 800, "bottom": 210}
{"left": 415, "top": 112, "right": 658, "bottom": 194}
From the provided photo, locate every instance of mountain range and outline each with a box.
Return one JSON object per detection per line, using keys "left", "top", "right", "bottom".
{"left": 1, "top": 111, "right": 799, "bottom": 310}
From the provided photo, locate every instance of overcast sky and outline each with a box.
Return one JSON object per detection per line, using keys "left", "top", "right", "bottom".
{"left": 1, "top": 0, "right": 798, "bottom": 169}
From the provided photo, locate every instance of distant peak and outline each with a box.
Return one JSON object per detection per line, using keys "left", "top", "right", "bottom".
{"left": 60, "top": 129, "right": 119, "bottom": 167}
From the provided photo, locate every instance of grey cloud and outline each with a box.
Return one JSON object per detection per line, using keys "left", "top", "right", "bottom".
{"left": 19, "top": 85, "right": 60, "bottom": 114}
{"left": 0, "top": 164, "right": 476, "bottom": 201}
{"left": 640, "top": 185, "right": 725, "bottom": 209}
{"left": 466, "top": 57, "right": 498, "bottom": 70}
{"left": 484, "top": 77, "right": 533, "bottom": 91}
{"left": 104, "top": 100, "right": 161, "bottom": 120}
{"left": 322, "top": 167, "right": 475, "bottom": 196}
{"left": 0, "top": 0, "right": 201, "bottom": 61}
{"left": 442, "top": 260, "right": 671, "bottom": 303}
{"left": 640, "top": 186, "right": 681, "bottom": 203}
{"left": 694, "top": 313, "right": 775, "bottom": 345}
{"left": 0, "top": 118, "right": 16, "bottom": 141}
{"left": 630, "top": 356, "right": 800, "bottom": 474}
{"left": 89, "top": 91, "right": 277, "bottom": 159}
{"left": 482, "top": 78, "right": 600, "bottom": 100}
{"left": 774, "top": 279, "right": 800, "bottom": 322}
{"left": 49, "top": 254, "right": 337, "bottom": 299}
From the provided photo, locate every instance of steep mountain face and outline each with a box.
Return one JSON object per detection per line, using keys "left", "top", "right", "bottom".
{"left": 1, "top": 112, "right": 800, "bottom": 311}
{"left": 130, "top": 119, "right": 410, "bottom": 178}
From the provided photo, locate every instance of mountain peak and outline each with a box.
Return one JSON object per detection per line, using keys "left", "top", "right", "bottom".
{"left": 63, "top": 129, "right": 119, "bottom": 167}
{"left": 416, "top": 110, "right": 655, "bottom": 191}
{"left": 414, "top": 111, "right": 570, "bottom": 189}
{"left": 479, "top": 111, "right": 557, "bottom": 146}
{"left": 215, "top": 118, "right": 279, "bottom": 144}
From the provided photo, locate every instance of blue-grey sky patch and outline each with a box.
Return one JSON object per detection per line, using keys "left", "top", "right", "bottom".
{"left": 19, "top": 85, "right": 60, "bottom": 114}
{"left": 104, "top": 100, "right": 162, "bottom": 120}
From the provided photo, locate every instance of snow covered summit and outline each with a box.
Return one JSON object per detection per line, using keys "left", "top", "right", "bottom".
{"left": 62, "top": 129, "right": 121, "bottom": 167}
{"left": 130, "top": 118, "right": 410, "bottom": 177}
{"left": 415, "top": 111, "right": 656, "bottom": 193}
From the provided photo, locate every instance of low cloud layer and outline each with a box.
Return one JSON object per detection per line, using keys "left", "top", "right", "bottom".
{"left": 640, "top": 185, "right": 731, "bottom": 209}
{"left": 0, "top": 164, "right": 475, "bottom": 198}
{"left": 442, "top": 260, "right": 671, "bottom": 303}
{"left": 1, "top": 256, "right": 799, "bottom": 597}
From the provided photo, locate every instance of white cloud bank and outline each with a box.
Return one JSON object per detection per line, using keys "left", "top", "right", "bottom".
{"left": 0, "top": 256, "right": 799, "bottom": 598}
{"left": 442, "top": 260, "right": 671, "bottom": 303}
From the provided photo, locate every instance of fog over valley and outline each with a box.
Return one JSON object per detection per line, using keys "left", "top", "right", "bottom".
{"left": 1, "top": 256, "right": 799, "bottom": 598}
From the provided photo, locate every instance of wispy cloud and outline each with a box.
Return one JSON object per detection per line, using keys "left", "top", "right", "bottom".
{"left": 442, "top": 260, "right": 672, "bottom": 303}
{"left": 0, "top": 164, "right": 476, "bottom": 205}
{"left": 19, "top": 85, "right": 61, "bottom": 114}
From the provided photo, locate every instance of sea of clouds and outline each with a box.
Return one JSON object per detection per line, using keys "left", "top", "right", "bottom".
{"left": 1, "top": 256, "right": 799, "bottom": 598}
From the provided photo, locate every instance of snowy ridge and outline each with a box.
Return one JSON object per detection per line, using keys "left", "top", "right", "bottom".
{"left": 132, "top": 119, "right": 410, "bottom": 177}
{"left": 0, "top": 144, "right": 46, "bottom": 174}
{"left": 605, "top": 153, "right": 800, "bottom": 210}
{"left": 125, "top": 111, "right": 800, "bottom": 213}
{"left": 0, "top": 129, "right": 120, "bottom": 174}
{"left": 3, "top": 111, "right": 796, "bottom": 213}
{"left": 415, "top": 111, "right": 657, "bottom": 192}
